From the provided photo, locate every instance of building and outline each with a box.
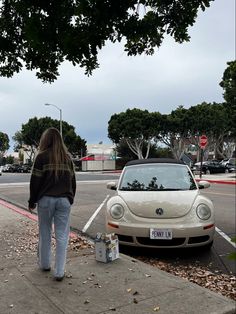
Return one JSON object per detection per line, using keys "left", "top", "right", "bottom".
{"left": 84, "top": 143, "right": 116, "bottom": 161}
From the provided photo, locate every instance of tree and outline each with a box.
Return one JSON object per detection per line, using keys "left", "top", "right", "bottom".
{"left": 186, "top": 102, "right": 233, "bottom": 159}
{"left": 12, "top": 130, "right": 24, "bottom": 151}
{"left": 219, "top": 60, "right": 236, "bottom": 136}
{"left": 13, "top": 117, "right": 87, "bottom": 162}
{"left": 157, "top": 103, "right": 234, "bottom": 160}
{"left": 220, "top": 61, "right": 236, "bottom": 107}
{"left": 157, "top": 106, "right": 191, "bottom": 159}
{"left": 0, "top": 0, "right": 213, "bottom": 82}
{"left": 5, "top": 155, "right": 14, "bottom": 164}
{"left": 0, "top": 131, "right": 10, "bottom": 164}
{"left": 63, "top": 129, "right": 87, "bottom": 158}
{"left": 116, "top": 138, "right": 160, "bottom": 160}
{"left": 108, "top": 108, "right": 161, "bottom": 159}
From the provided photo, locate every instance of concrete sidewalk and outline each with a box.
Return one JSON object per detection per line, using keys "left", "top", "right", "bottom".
{"left": 0, "top": 203, "right": 235, "bottom": 314}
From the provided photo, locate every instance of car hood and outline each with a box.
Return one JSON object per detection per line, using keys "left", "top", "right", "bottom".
{"left": 118, "top": 190, "right": 198, "bottom": 218}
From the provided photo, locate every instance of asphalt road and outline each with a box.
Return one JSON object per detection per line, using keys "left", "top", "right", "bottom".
{"left": 0, "top": 171, "right": 235, "bottom": 275}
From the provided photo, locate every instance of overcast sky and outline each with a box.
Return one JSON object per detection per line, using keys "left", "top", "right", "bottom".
{"left": 0, "top": 0, "right": 235, "bottom": 152}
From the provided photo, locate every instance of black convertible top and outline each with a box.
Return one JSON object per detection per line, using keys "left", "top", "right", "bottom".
{"left": 125, "top": 158, "right": 184, "bottom": 167}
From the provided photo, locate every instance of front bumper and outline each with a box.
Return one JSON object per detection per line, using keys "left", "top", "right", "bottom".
{"left": 106, "top": 221, "right": 215, "bottom": 248}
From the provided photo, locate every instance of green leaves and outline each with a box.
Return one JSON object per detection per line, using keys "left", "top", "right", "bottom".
{"left": 108, "top": 108, "right": 163, "bottom": 159}
{"left": 13, "top": 117, "right": 86, "bottom": 160}
{"left": 220, "top": 61, "right": 236, "bottom": 106}
{"left": 0, "top": 132, "right": 10, "bottom": 156}
{"left": 107, "top": 100, "right": 234, "bottom": 160}
{"left": 108, "top": 108, "right": 155, "bottom": 143}
{"left": 0, "top": 0, "right": 214, "bottom": 82}
{"left": 219, "top": 61, "right": 236, "bottom": 135}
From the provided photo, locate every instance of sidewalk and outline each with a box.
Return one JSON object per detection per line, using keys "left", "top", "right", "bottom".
{"left": 0, "top": 203, "right": 235, "bottom": 314}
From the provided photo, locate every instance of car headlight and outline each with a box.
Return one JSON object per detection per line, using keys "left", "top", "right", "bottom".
{"left": 196, "top": 204, "right": 211, "bottom": 220}
{"left": 110, "top": 204, "right": 124, "bottom": 219}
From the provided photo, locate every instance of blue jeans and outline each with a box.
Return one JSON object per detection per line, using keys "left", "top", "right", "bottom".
{"left": 37, "top": 196, "right": 71, "bottom": 277}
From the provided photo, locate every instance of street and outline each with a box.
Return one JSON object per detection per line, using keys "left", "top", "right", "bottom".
{"left": 0, "top": 172, "right": 235, "bottom": 275}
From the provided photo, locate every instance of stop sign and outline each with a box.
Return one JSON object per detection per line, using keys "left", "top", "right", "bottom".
{"left": 199, "top": 135, "right": 208, "bottom": 149}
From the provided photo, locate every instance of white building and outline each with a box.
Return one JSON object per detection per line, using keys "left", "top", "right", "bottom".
{"left": 86, "top": 143, "right": 116, "bottom": 160}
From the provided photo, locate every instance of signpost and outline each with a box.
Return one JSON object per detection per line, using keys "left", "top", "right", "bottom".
{"left": 199, "top": 135, "right": 208, "bottom": 178}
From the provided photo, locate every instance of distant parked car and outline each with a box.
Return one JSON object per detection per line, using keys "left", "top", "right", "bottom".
{"left": 2, "top": 163, "right": 31, "bottom": 173}
{"left": 19, "top": 164, "right": 31, "bottom": 173}
{"left": 224, "top": 162, "right": 236, "bottom": 173}
{"left": 106, "top": 158, "right": 215, "bottom": 249}
{"left": 2, "top": 164, "right": 14, "bottom": 172}
{"left": 220, "top": 159, "right": 229, "bottom": 166}
{"left": 11, "top": 164, "right": 22, "bottom": 172}
{"left": 193, "top": 160, "right": 227, "bottom": 174}
{"left": 220, "top": 158, "right": 236, "bottom": 167}
{"left": 5, "top": 164, "right": 24, "bottom": 173}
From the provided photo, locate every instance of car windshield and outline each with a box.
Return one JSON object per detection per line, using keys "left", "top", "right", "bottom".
{"left": 119, "top": 164, "right": 197, "bottom": 191}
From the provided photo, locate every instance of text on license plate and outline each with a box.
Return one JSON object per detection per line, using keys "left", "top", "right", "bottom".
{"left": 150, "top": 228, "right": 172, "bottom": 240}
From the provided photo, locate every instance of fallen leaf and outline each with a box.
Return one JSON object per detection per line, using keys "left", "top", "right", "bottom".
{"left": 109, "top": 306, "right": 116, "bottom": 311}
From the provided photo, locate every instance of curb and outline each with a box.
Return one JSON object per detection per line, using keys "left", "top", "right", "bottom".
{"left": 195, "top": 179, "right": 236, "bottom": 185}
{"left": 0, "top": 199, "right": 80, "bottom": 240}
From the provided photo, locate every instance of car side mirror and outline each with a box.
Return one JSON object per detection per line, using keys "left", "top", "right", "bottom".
{"left": 107, "top": 182, "right": 117, "bottom": 190}
{"left": 198, "top": 180, "right": 210, "bottom": 189}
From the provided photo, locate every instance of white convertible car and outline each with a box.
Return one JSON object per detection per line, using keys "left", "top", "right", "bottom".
{"left": 106, "top": 158, "right": 215, "bottom": 249}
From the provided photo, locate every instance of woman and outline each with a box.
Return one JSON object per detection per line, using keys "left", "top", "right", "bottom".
{"left": 28, "top": 127, "right": 76, "bottom": 281}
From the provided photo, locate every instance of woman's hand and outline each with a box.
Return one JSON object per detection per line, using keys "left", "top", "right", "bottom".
{"left": 28, "top": 203, "right": 36, "bottom": 213}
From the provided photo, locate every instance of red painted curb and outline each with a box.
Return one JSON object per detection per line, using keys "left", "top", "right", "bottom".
{"left": 0, "top": 199, "right": 78, "bottom": 239}
{"left": 0, "top": 199, "right": 38, "bottom": 221}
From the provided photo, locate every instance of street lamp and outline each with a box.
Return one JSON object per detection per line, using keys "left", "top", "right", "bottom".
{"left": 44, "top": 103, "right": 62, "bottom": 137}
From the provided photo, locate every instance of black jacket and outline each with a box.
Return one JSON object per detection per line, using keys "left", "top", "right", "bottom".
{"left": 28, "top": 151, "right": 76, "bottom": 208}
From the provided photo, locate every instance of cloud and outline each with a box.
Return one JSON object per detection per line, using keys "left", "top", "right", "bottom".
{"left": 0, "top": 0, "right": 234, "bottom": 152}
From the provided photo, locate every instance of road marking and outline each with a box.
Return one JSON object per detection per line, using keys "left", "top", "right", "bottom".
{"left": 82, "top": 195, "right": 110, "bottom": 233}
{"left": 216, "top": 227, "right": 236, "bottom": 248}
{"left": 0, "top": 182, "right": 29, "bottom": 186}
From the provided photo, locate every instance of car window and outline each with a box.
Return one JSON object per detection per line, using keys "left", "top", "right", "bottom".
{"left": 119, "top": 164, "right": 197, "bottom": 191}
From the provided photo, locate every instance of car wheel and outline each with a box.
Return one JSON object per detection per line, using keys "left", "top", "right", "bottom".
{"left": 206, "top": 169, "right": 211, "bottom": 175}
{"left": 225, "top": 169, "right": 229, "bottom": 173}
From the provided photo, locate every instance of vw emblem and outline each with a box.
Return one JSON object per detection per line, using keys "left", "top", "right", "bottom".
{"left": 156, "top": 208, "right": 164, "bottom": 215}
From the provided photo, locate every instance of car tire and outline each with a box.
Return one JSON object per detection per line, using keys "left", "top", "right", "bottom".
{"left": 225, "top": 169, "right": 229, "bottom": 173}
{"left": 206, "top": 169, "right": 211, "bottom": 175}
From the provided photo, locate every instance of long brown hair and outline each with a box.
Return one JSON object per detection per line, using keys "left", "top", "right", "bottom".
{"left": 38, "top": 127, "right": 71, "bottom": 178}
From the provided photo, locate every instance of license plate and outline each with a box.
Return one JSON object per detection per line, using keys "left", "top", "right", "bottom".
{"left": 150, "top": 228, "right": 172, "bottom": 240}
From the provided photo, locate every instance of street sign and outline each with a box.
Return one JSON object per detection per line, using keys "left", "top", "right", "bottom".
{"left": 199, "top": 135, "right": 208, "bottom": 149}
